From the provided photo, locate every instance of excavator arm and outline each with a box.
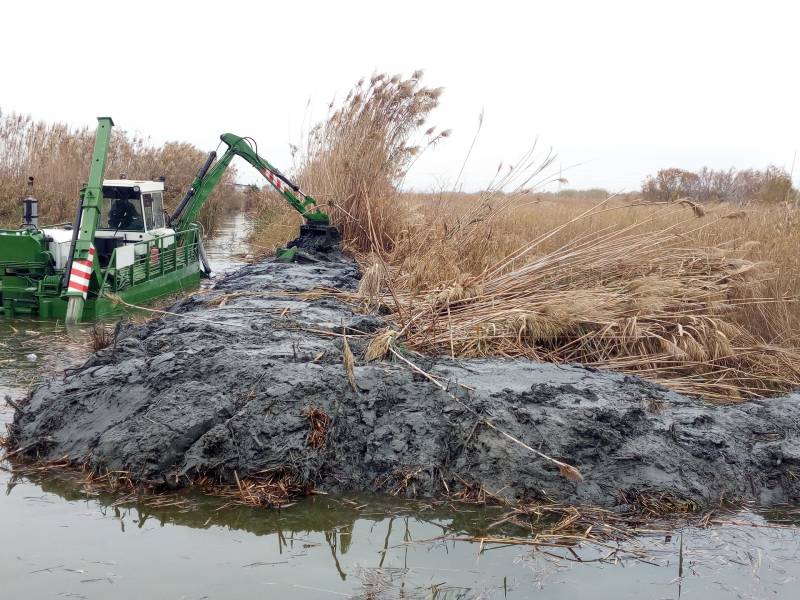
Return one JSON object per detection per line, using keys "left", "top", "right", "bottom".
{"left": 171, "top": 133, "right": 331, "bottom": 232}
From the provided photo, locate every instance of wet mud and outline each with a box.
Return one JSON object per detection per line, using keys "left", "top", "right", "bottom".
{"left": 9, "top": 244, "right": 800, "bottom": 508}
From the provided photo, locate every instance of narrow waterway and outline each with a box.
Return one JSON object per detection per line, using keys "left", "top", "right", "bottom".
{"left": 2, "top": 211, "right": 800, "bottom": 599}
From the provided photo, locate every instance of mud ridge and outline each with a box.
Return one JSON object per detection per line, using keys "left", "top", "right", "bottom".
{"left": 10, "top": 244, "right": 800, "bottom": 507}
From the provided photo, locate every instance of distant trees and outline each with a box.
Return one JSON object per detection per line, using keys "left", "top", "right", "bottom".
{"left": 642, "top": 166, "right": 796, "bottom": 204}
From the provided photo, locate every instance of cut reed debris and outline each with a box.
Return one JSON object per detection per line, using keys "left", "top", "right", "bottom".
{"left": 302, "top": 406, "right": 331, "bottom": 449}
{"left": 201, "top": 470, "right": 308, "bottom": 508}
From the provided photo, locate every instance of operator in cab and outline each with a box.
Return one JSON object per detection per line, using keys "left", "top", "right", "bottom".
{"left": 108, "top": 196, "right": 139, "bottom": 230}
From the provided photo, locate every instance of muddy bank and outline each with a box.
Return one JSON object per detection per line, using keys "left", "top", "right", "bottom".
{"left": 9, "top": 246, "right": 800, "bottom": 508}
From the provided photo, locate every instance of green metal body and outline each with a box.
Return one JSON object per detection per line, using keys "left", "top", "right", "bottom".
{"left": 0, "top": 226, "right": 202, "bottom": 319}
{"left": 64, "top": 117, "right": 114, "bottom": 324}
{"left": 1, "top": 125, "right": 336, "bottom": 322}
{"left": 0, "top": 228, "right": 53, "bottom": 315}
{"left": 1, "top": 117, "right": 204, "bottom": 321}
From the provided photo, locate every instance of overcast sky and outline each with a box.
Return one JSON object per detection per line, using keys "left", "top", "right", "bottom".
{"left": 2, "top": 0, "right": 798, "bottom": 192}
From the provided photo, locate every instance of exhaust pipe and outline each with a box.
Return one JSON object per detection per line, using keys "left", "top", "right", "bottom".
{"left": 21, "top": 176, "right": 38, "bottom": 229}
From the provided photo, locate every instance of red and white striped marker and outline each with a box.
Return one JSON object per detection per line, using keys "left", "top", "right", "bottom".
{"left": 67, "top": 244, "right": 95, "bottom": 299}
{"left": 263, "top": 169, "right": 287, "bottom": 193}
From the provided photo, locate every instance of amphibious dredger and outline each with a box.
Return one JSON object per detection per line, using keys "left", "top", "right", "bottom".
{"left": 0, "top": 117, "right": 338, "bottom": 323}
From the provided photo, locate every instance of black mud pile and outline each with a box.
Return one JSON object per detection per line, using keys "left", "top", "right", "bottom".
{"left": 10, "top": 246, "right": 800, "bottom": 508}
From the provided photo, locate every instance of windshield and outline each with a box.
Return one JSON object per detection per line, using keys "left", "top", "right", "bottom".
{"left": 100, "top": 186, "right": 144, "bottom": 231}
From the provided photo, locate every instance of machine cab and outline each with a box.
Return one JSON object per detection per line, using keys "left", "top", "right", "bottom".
{"left": 94, "top": 180, "right": 173, "bottom": 265}
{"left": 97, "top": 180, "right": 167, "bottom": 235}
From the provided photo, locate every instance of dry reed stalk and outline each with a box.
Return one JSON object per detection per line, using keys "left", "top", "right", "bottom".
{"left": 105, "top": 293, "right": 248, "bottom": 328}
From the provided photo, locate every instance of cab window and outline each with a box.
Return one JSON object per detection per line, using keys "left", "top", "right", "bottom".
{"left": 100, "top": 186, "right": 144, "bottom": 231}
{"left": 143, "top": 192, "right": 166, "bottom": 230}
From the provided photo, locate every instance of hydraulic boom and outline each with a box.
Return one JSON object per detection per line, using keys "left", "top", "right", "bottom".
{"left": 171, "top": 133, "right": 334, "bottom": 238}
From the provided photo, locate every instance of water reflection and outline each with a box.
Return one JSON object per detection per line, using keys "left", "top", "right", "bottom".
{"left": 19, "top": 470, "right": 509, "bottom": 556}
{"left": 2, "top": 462, "right": 799, "bottom": 599}
{"left": 0, "top": 463, "right": 528, "bottom": 598}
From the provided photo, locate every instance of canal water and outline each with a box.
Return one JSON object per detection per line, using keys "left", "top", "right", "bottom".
{"left": 2, "top": 211, "right": 800, "bottom": 599}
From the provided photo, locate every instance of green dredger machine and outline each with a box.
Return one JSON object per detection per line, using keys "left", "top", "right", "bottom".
{"left": 0, "top": 117, "right": 338, "bottom": 324}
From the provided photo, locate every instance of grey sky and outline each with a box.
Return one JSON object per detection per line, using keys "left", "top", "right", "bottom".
{"left": 2, "top": 0, "right": 798, "bottom": 192}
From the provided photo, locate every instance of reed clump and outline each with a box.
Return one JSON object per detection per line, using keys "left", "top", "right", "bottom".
{"left": 89, "top": 324, "right": 114, "bottom": 352}
{"left": 374, "top": 202, "right": 800, "bottom": 401}
{"left": 293, "top": 71, "right": 446, "bottom": 253}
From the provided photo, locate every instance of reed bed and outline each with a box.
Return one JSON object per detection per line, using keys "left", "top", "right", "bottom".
{"left": 357, "top": 201, "right": 800, "bottom": 401}
{"left": 251, "top": 71, "right": 800, "bottom": 403}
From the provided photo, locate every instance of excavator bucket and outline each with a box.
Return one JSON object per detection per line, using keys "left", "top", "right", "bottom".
{"left": 276, "top": 223, "right": 341, "bottom": 262}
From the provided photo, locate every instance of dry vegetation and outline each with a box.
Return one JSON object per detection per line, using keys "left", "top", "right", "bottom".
{"left": 0, "top": 110, "right": 240, "bottom": 233}
{"left": 250, "top": 71, "right": 800, "bottom": 402}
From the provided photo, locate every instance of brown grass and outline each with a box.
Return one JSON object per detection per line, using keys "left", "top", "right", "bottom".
{"left": 0, "top": 110, "right": 241, "bottom": 233}
{"left": 251, "top": 71, "right": 800, "bottom": 403}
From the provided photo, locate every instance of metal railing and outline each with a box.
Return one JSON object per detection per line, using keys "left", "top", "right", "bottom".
{"left": 99, "top": 229, "right": 199, "bottom": 293}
